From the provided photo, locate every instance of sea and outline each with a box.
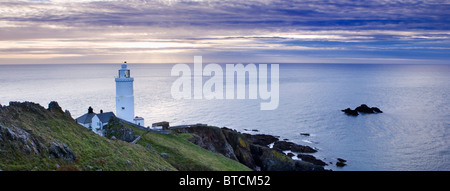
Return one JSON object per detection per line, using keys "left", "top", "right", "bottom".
{"left": 1, "top": 63, "right": 449, "bottom": 171}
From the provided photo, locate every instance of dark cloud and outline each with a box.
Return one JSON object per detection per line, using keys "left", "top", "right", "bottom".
{"left": 0, "top": 0, "right": 449, "bottom": 64}
{"left": 2, "top": 0, "right": 449, "bottom": 30}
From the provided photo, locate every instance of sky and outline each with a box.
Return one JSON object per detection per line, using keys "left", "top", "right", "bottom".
{"left": 0, "top": 0, "right": 449, "bottom": 64}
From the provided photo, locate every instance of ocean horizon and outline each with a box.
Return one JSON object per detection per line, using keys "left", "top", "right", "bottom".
{"left": 1, "top": 63, "right": 449, "bottom": 171}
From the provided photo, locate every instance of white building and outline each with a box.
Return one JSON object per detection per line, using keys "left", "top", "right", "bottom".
{"left": 133, "top": 116, "right": 145, "bottom": 127}
{"left": 75, "top": 107, "right": 115, "bottom": 136}
{"left": 115, "top": 62, "right": 145, "bottom": 126}
{"left": 116, "top": 62, "right": 135, "bottom": 122}
{"left": 76, "top": 62, "right": 146, "bottom": 136}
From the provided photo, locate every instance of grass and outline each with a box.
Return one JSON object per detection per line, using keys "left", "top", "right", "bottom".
{"left": 0, "top": 102, "right": 175, "bottom": 171}
{"left": 127, "top": 124, "right": 251, "bottom": 171}
{"left": 0, "top": 102, "right": 251, "bottom": 171}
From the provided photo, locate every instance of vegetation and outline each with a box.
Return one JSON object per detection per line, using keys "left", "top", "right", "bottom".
{"left": 0, "top": 101, "right": 250, "bottom": 171}
{"left": 108, "top": 121, "right": 251, "bottom": 171}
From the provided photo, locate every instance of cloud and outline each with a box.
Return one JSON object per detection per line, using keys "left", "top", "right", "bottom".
{"left": 0, "top": 0, "right": 449, "bottom": 64}
{"left": 3, "top": 0, "right": 448, "bottom": 30}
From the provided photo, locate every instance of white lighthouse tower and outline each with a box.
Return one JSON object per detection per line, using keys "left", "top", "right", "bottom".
{"left": 115, "top": 62, "right": 135, "bottom": 122}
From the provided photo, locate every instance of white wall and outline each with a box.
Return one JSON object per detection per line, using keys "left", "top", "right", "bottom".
{"left": 116, "top": 78, "right": 135, "bottom": 122}
{"left": 77, "top": 115, "right": 108, "bottom": 136}
{"left": 134, "top": 119, "right": 145, "bottom": 127}
{"left": 91, "top": 115, "right": 102, "bottom": 134}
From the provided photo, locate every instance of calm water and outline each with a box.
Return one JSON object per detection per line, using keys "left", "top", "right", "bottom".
{"left": 1, "top": 63, "right": 449, "bottom": 171}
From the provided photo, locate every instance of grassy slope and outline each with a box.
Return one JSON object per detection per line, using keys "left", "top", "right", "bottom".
{"left": 0, "top": 102, "right": 175, "bottom": 171}
{"left": 121, "top": 123, "right": 251, "bottom": 171}
{"left": 0, "top": 102, "right": 251, "bottom": 171}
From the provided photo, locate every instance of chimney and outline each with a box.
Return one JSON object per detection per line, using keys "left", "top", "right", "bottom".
{"left": 100, "top": 109, "right": 103, "bottom": 114}
{"left": 88, "top": 106, "right": 94, "bottom": 114}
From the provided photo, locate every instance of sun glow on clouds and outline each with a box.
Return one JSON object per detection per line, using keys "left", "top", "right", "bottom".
{"left": 0, "top": 0, "right": 449, "bottom": 64}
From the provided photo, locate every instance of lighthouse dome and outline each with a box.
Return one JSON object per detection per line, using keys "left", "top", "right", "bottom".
{"left": 121, "top": 63, "right": 127, "bottom": 69}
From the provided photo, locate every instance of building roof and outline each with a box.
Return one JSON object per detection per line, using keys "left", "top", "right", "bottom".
{"left": 76, "top": 112, "right": 115, "bottom": 124}
{"left": 97, "top": 112, "right": 115, "bottom": 123}
{"left": 75, "top": 113, "right": 96, "bottom": 124}
{"left": 133, "top": 116, "right": 144, "bottom": 120}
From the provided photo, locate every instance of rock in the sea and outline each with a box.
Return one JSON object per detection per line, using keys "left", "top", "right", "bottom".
{"left": 291, "top": 144, "right": 317, "bottom": 153}
{"left": 342, "top": 104, "right": 382, "bottom": 116}
{"left": 272, "top": 141, "right": 294, "bottom": 151}
{"left": 341, "top": 108, "right": 359, "bottom": 116}
{"left": 273, "top": 141, "right": 317, "bottom": 153}
{"left": 287, "top": 152, "right": 295, "bottom": 158}
{"left": 336, "top": 161, "right": 347, "bottom": 167}
{"left": 297, "top": 154, "right": 327, "bottom": 166}
{"left": 258, "top": 149, "right": 325, "bottom": 171}
{"left": 337, "top": 158, "right": 347, "bottom": 163}
{"left": 300, "top": 133, "right": 310, "bottom": 136}
{"left": 355, "top": 104, "right": 374, "bottom": 113}
{"left": 244, "top": 133, "right": 279, "bottom": 147}
{"left": 336, "top": 158, "right": 347, "bottom": 167}
{"left": 371, "top": 107, "right": 383, "bottom": 113}
{"left": 355, "top": 104, "right": 383, "bottom": 114}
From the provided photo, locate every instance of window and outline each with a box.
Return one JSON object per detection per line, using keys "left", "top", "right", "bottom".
{"left": 122, "top": 107, "right": 125, "bottom": 110}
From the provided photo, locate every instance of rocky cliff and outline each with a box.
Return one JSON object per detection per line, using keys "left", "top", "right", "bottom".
{"left": 0, "top": 101, "right": 250, "bottom": 171}
{"left": 0, "top": 101, "right": 174, "bottom": 171}
{"left": 175, "top": 126, "right": 327, "bottom": 171}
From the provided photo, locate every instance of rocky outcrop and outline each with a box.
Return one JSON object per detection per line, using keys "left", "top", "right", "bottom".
{"left": 0, "top": 102, "right": 79, "bottom": 163}
{"left": 0, "top": 124, "right": 46, "bottom": 155}
{"left": 175, "top": 125, "right": 326, "bottom": 171}
{"left": 272, "top": 141, "right": 317, "bottom": 153}
{"left": 243, "top": 133, "right": 279, "bottom": 147}
{"left": 342, "top": 104, "right": 382, "bottom": 116}
{"left": 355, "top": 104, "right": 383, "bottom": 113}
{"left": 291, "top": 144, "right": 317, "bottom": 153}
{"left": 175, "top": 126, "right": 238, "bottom": 161}
{"left": 48, "top": 101, "right": 63, "bottom": 113}
{"left": 7, "top": 101, "right": 48, "bottom": 119}
{"left": 103, "top": 117, "right": 137, "bottom": 142}
{"left": 336, "top": 158, "right": 347, "bottom": 167}
{"left": 250, "top": 144, "right": 323, "bottom": 171}
{"left": 341, "top": 108, "right": 359, "bottom": 116}
{"left": 49, "top": 141, "right": 76, "bottom": 162}
{"left": 221, "top": 127, "right": 256, "bottom": 169}
{"left": 297, "top": 154, "right": 327, "bottom": 166}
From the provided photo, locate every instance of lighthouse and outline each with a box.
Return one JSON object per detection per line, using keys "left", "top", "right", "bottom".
{"left": 115, "top": 62, "right": 135, "bottom": 122}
